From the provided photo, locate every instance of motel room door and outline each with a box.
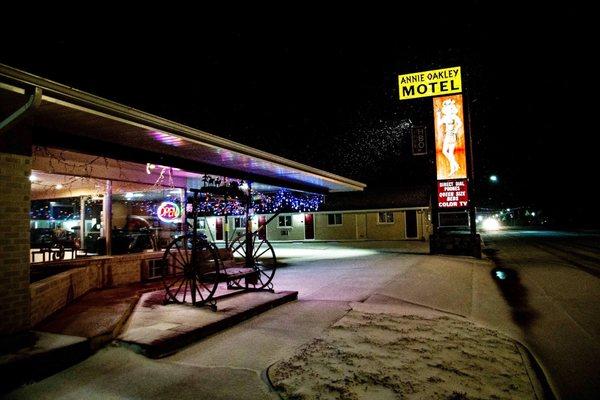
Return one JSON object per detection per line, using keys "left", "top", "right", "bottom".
{"left": 304, "top": 213, "right": 314, "bottom": 240}
{"left": 405, "top": 210, "right": 418, "bottom": 239}
{"left": 258, "top": 215, "right": 267, "bottom": 240}
{"left": 356, "top": 213, "right": 366, "bottom": 239}
{"left": 215, "top": 217, "right": 224, "bottom": 240}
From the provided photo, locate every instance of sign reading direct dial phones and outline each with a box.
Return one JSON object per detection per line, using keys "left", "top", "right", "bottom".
{"left": 438, "top": 179, "right": 469, "bottom": 208}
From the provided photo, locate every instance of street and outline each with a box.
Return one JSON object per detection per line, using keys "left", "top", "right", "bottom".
{"left": 481, "top": 229, "right": 600, "bottom": 399}
{"left": 485, "top": 229, "right": 600, "bottom": 278}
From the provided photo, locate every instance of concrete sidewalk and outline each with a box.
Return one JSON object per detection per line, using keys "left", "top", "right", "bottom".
{"left": 268, "top": 299, "right": 546, "bottom": 399}
{"left": 118, "top": 289, "right": 298, "bottom": 358}
{"left": 3, "top": 251, "right": 417, "bottom": 399}
{"left": 5, "top": 241, "right": 594, "bottom": 399}
{"left": 2, "top": 280, "right": 297, "bottom": 393}
{"left": 370, "top": 251, "right": 599, "bottom": 399}
{"left": 0, "top": 332, "right": 89, "bottom": 393}
{"left": 1, "top": 283, "right": 161, "bottom": 393}
{"left": 273, "top": 241, "right": 598, "bottom": 398}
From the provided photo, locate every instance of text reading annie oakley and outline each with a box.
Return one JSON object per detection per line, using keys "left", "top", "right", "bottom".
{"left": 398, "top": 67, "right": 462, "bottom": 100}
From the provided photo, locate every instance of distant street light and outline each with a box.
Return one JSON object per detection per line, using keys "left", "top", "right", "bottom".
{"left": 489, "top": 175, "right": 498, "bottom": 183}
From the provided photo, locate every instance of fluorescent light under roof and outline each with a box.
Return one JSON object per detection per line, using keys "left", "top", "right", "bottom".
{"left": 148, "top": 131, "right": 184, "bottom": 147}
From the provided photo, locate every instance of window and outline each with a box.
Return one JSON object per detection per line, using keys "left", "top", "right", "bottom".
{"left": 30, "top": 172, "right": 190, "bottom": 260}
{"left": 278, "top": 215, "right": 292, "bottom": 227}
{"left": 234, "top": 217, "right": 245, "bottom": 229}
{"left": 378, "top": 212, "right": 394, "bottom": 224}
{"left": 327, "top": 213, "right": 343, "bottom": 226}
{"left": 147, "top": 259, "right": 164, "bottom": 279}
{"left": 50, "top": 203, "right": 76, "bottom": 219}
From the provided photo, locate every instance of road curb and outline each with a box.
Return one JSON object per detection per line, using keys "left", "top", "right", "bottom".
{"left": 0, "top": 332, "right": 90, "bottom": 394}
{"left": 262, "top": 363, "right": 285, "bottom": 400}
{"left": 516, "top": 342, "right": 557, "bottom": 400}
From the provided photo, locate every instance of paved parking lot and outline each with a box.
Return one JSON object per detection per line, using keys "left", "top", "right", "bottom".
{"left": 6, "top": 238, "right": 597, "bottom": 399}
{"left": 6, "top": 241, "right": 428, "bottom": 399}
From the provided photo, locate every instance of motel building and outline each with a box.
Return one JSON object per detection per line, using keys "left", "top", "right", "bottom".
{"left": 202, "top": 188, "right": 431, "bottom": 243}
{"left": 0, "top": 64, "right": 427, "bottom": 340}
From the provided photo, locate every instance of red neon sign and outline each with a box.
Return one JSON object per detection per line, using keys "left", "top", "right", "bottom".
{"left": 157, "top": 201, "right": 181, "bottom": 223}
{"left": 438, "top": 179, "right": 469, "bottom": 208}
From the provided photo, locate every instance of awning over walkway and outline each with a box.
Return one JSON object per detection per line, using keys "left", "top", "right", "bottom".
{"left": 0, "top": 64, "right": 365, "bottom": 193}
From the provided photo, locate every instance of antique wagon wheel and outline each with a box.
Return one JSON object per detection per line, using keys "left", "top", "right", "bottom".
{"left": 162, "top": 235, "right": 220, "bottom": 308}
{"left": 228, "top": 233, "right": 277, "bottom": 290}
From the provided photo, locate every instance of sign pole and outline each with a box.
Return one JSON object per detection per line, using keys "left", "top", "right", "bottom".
{"left": 464, "top": 92, "right": 481, "bottom": 257}
{"left": 464, "top": 93, "right": 476, "bottom": 236}
{"left": 428, "top": 124, "right": 439, "bottom": 254}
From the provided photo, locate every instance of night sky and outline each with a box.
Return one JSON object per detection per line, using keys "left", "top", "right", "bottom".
{"left": 0, "top": 4, "right": 595, "bottom": 225}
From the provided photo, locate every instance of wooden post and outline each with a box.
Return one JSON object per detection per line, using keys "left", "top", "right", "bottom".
{"left": 245, "top": 182, "right": 253, "bottom": 268}
{"left": 103, "top": 180, "right": 112, "bottom": 255}
{"left": 79, "top": 196, "right": 86, "bottom": 253}
{"left": 180, "top": 188, "right": 187, "bottom": 235}
{"left": 224, "top": 192, "right": 229, "bottom": 248}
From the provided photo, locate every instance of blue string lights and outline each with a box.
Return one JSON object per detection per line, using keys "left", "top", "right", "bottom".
{"left": 254, "top": 190, "right": 324, "bottom": 214}
{"left": 190, "top": 188, "right": 324, "bottom": 216}
{"left": 30, "top": 177, "right": 324, "bottom": 222}
{"left": 194, "top": 196, "right": 246, "bottom": 216}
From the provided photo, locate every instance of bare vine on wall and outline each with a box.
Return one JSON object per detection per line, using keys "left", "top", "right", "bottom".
{"left": 31, "top": 146, "right": 179, "bottom": 199}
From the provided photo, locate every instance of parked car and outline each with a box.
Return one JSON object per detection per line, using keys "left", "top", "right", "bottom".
{"left": 84, "top": 228, "right": 156, "bottom": 255}
{"left": 30, "top": 227, "right": 79, "bottom": 249}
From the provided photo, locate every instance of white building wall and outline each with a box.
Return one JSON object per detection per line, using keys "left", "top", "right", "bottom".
{"left": 264, "top": 213, "right": 305, "bottom": 241}
{"left": 197, "top": 207, "right": 431, "bottom": 243}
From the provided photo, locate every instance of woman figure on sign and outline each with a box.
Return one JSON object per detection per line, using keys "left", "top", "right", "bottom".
{"left": 436, "top": 98, "right": 462, "bottom": 176}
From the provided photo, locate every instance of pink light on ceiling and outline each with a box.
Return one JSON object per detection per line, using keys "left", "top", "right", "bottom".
{"left": 148, "top": 131, "right": 184, "bottom": 147}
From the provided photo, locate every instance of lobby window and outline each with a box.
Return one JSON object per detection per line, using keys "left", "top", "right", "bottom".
{"left": 278, "top": 215, "right": 292, "bottom": 227}
{"left": 327, "top": 213, "right": 343, "bottom": 226}
{"left": 29, "top": 170, "right": 185, "bottom": 261}
{"left": 234, "top": 217, "right": 245, "bottom": 229}
{"left": 378, "top": 211, "right": 394, "bottom": 224}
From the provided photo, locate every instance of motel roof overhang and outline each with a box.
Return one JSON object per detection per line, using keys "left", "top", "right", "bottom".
{"left": 0, "top": 64, "right": 365, "bottom": 194}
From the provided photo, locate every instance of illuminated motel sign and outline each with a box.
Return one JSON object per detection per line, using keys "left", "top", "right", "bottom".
{"left": 398, "top": 66, "right": 462, "bottom": 100}
{"left": 157, "top": 201, "right": 181, "bottom": 223}
{"left": 398, "top": 66, "right": 470, "bottom": 211}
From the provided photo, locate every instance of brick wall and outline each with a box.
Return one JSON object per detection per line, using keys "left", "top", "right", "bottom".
{"left": 30, "top": 252, "right": 162, "bottom": 326}
{"left": 102, "top": 255, "right": 144, "bottom": 287}
{"left": 0, "top": 152, "right": 32, "bottom": 334}
{"left": 30, "top": 265, "right": 100, "bottom": 327}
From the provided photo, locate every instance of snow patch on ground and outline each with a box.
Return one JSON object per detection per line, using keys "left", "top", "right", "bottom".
{"left": 269, "top": 311, "right": 536, "bottom": 399}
